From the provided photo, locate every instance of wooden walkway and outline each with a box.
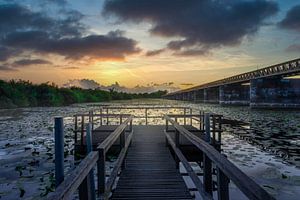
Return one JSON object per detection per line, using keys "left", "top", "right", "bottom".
{"left": 111, "top": 125, "right": 193, "bottom": 199}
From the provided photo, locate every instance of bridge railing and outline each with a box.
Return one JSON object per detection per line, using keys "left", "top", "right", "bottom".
{"left": 47, "top": 115, "right": 133, "bottom": 200}
{"left": 164, "top": 115, "right": 275, "bottom": 200}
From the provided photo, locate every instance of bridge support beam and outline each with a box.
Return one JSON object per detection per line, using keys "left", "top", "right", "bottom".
{"left": 204, "top": 87, "right": 219, "bottom": 103}
{"left": 219, "top": 84, "right": 250, "bottom": 106}
{"left": 250, "top": 77, "right": 300, "bottom": 108}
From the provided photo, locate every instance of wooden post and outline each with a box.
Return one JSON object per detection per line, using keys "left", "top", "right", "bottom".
{"left": 190, "top": 108, "right": 192, "bottom": 126}
{"left": 203, "top": 155, "right": 213, "bottom": 195}
{"left": 217, "top": 167, "right": 229, "bottom": 200}
{"left": 129, "top": 119, "right": 133, "bottom": 132}
{"left": 145, "top": 108, "right": 148, "bottom": 125}
{"left": 81, "top": 115, "right": 84, "bottom": 146}
{"left": 87, "top": 125, "right": 95, "bottom": 199}
{"left": 212, "top": 115, "right": 216, "bottom": 146}
{"left": 175, "top": 129, "right": 180, "bottom": 169}
{"left": 89, "top": 111, "right": 94, "bottom": 130}
{"left": 165, "top": 119, "right": 169, "bottom": 132}
{"left": 100, "top": 108, "right": 103, "bottom": 126}
{"left": 97, "top": 148, "right": 105, "bottom": 196}
{"left": 205, "top": 113, "right": 211, "bottom": 143}
{"left": 79, "top": 123, "right": 96, "bottom": 200}
{"left": 218, "top": 116, "right": 222, "bottom": 145}
{"left": 184, "top": 108, "right": 186, "bottom": 125}
{"left": 74, "top": 116, "right": 78, "bottom": 143}
{"left": 54, "top": 117, "right": 64, "bottom": 187}
{"left": 106, "top": 108, "right": 109, "bottom": 125}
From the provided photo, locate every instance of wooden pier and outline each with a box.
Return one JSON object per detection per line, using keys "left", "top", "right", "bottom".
{"left": 47, "top": 106, "right": 275, "bottom": 200}
{"left": 111, "top": 125, "right": 192, "bottom": 199}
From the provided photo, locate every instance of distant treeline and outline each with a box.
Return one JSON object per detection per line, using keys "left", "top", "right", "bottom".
{"left": 0, "top": 80, "right": 167, "bottom": 108}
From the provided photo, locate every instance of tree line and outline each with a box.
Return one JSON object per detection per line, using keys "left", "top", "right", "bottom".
{"left": 0, "top": 80, "right": 167, "bottom": 108}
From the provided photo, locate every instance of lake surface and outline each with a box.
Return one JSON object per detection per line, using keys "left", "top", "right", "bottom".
{"left": 0, "top": 99, "right": 299, "bottom": 199}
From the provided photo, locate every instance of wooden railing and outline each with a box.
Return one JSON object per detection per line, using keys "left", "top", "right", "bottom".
{"left": 164, "top": 115, "right": 275, "bottom": 200}
{"left": 74, "top": 112, "right": 132, "bottom": 145}
{"left": 99, "top": 106, "right": 192, "bottom": 125}
{"left": 166, "top": 113, "right": 223, "bottom": 151}
{"left": 47, "top": 115, "right": 133, "bottom": 200}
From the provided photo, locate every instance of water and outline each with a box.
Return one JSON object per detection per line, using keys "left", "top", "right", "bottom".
{"left": 0, "top": 99, "right": 299, "bottom": 199}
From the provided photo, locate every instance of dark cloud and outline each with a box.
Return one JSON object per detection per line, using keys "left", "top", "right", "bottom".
{"left": 145, "top": 49, "right": 165, "bottom": 56}
{"left": 13, "top": 59, "right": 52, "bottom": 66}
{"left": 104, "top": 0, "right": 278, "bottom": 55}
{"left": 278, "top": 5, "right": 300, "bottom": 32}
{"left": 2, "top": 30, "right": 141, "bottom": 60}
{"left": 0, "top": 3, "right": 140, "bottom": 62}
{"left": 0, "top": 4, "right": 85, "bottom": 38}
{"left": 286, "top": 44, "right": 300, "bottom": 52}
{"left": 0, "top": 46, "right": 20, "bottom": 61}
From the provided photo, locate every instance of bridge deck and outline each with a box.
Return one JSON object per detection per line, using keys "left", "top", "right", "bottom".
{"left": 111, "top": 125, "right": 193, "bottom": 199}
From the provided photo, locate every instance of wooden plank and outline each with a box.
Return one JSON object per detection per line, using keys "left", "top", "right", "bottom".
{"left": 111, "top": 126, "right": 192, "bottom": 200}
{"left": 46, "top": 152, "right": 98, "bottom": 200}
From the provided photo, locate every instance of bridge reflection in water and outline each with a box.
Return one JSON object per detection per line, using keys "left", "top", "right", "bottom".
{"left": 47, "top": 106, "right": 275, "bottom": 200}
{"left": 164, "top": 58, "right": 300, "bottom": 108}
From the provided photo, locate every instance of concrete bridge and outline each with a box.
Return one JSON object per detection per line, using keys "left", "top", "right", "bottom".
{"left": 164, "top": 58, "right": 300, "bottom": 108}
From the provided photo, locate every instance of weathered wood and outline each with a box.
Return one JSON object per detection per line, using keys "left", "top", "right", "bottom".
{"left": 74, "top": 116, "right": 78, "bottom": 143}
{"left": 54, "top": 117, "right": 64, "bottom": 187}
{"left": 203, "top": 155, "right": 213, "bottom": 195}
{"left": 97, "top": 148, "right": 105, "bottom": 196}
{"left": 205, "top": 113, "right": 211, "bottom": 143}
{"left": 111, "top": 126, "right": 192, "bottom": 200}
{"left": 46, "top": 152, "right": 98, "bottom": 200}
{"left": 165, "top": 115, "right": 275, "bottom": 200}
{"left": 217, "top": 167, "right": 229, "bottom": 200}
{"left": 145, "top": 108, "right": 148, "bottom": 125}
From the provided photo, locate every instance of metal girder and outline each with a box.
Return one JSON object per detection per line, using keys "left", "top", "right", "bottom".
{"left": 165, "top": 58, "right": 300, "bottom": 96}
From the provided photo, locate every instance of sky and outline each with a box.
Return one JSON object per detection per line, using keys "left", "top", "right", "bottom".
{"left": 0, "top": 0, "right": 299, "bottom": 91}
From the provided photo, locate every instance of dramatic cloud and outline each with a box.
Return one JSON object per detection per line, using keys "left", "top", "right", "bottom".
{"left": 104, "top": 0, "right": 278, "bottom": 55}
{"left": 2, "top": 30, "right": 141, "bottom": 60}
{"left": 13, "top": 59, "right": 52, "bottom": 66}
{"left": 0, "top": 3, "right": 140, "bottom": 63}
{"left": 63, "top": 79, "right": 179, "bottom": 93}
{"left": 278, "top": 5, "right": 300, "bottom": 32}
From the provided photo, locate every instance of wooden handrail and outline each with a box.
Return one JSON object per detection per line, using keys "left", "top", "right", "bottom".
{"left": 165, "top": 132, "right": 212, "bottom": 200}
{"left": 97, "top": 115, "right": 133, "bottom": 152}
{"left": 46, "top": 151, "right": 98, "bottom": 200}
{"left": 96, "top": 115, "right": 134, "bottom": 198}
{"left": 164, "top": 115, "right": 275, "bottom": 200}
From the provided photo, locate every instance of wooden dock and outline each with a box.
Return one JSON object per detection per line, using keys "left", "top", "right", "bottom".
{"left": 111, "top": 125, "right": 192, "bottom": 199}
{"left": 47, "top": 106, "right": 275, "bottom": 200}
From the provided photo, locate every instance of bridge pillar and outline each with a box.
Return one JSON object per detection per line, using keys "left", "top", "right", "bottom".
{"left": 219, "top": 84, "right": 250, "bottom": 105}
{"left": 195, "top": 89, "right": 204, "bottom": 102}
{"left": 250, "top": 77, "right": 300, "bottom": 108}
{"left": 204, "top": 87, "right": 219, "bottom": 103}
